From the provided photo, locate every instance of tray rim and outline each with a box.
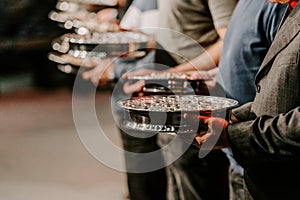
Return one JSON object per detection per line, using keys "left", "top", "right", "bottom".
{"left": 117, "top": 95, "right": 239, "bottom": 113}
{"left": 127, "top": 75, "right": 211, "bottom": 82}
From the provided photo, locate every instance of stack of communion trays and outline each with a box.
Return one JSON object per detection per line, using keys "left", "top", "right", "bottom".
{"left": 48, "top": 0, "right": 154, "bottom": 76}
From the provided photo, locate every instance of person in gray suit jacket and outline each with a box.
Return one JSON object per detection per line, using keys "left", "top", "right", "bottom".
{"left": 193, "top": 0, "right": 300, "bottom": 199}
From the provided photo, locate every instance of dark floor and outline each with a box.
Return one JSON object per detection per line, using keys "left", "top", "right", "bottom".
{"left": 0, "top": 87, "right": 127, "bottom": 200}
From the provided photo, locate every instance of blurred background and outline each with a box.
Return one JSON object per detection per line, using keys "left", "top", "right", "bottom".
{"left": 0, "top": 0, "right": 70, "bottom": 92}
{"left": 0, "top": 0, "right": 128, "bottom": 199}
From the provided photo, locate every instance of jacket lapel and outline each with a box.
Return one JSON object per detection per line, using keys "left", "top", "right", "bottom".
{"left": 255, "top": 3, "right": 300, "bottom": 83}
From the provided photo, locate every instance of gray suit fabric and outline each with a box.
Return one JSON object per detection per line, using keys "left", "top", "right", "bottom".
{"left": 228, "top": 4, "right": 300, "bottom": 200}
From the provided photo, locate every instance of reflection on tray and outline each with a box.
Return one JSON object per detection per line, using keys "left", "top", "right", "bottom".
{"left": 121, "top": 121, "right": 195, "bottom": 134}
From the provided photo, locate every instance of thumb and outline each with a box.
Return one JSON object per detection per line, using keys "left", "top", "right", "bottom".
{"left": 123, "top": 80, "right": 145, "bottom": 95}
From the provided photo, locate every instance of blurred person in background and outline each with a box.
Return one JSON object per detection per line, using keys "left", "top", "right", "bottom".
{"left": 0, "top": 0, "right": 73, "bottom": 89}
{"left": 186, "top": 0, "right": 287, "bottom": 199}
{"left": 154, "top": 1, "right": 235, "bottom": 199}
{"left": 216, "top": 1, "right": 287, "bottom": 199}
{"left": 123, "top": 0, "right": 237, "bottom": 199}
{"left": 82, "top": 1, "right": 168, "bottom": 200}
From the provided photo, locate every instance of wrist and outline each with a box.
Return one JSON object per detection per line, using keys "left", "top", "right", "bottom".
{"left": 214, "top": 119, "right": 230, "bottom": 149}
{"left": 222, "top": 120, "right": 230, "bottom": 148}
{"left": 164, "top": 67, "right": 177, "bottom": 73}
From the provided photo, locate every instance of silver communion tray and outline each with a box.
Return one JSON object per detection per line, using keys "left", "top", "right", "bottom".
{"left": 117, "top": 95, "right": 239, "bottom": 133}
{"left": 127, "top": 72, "right": 211, "bottom": 95}
{"left": 51, "top": 32, "right": 155, "bottom": 59}
{"left": 118, "top": 95, "right": 238, "bottom": 112}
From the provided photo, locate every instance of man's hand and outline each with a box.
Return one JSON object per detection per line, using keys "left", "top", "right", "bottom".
{"left": 195, "top": 117, "right": 230, "bottom": 149}
{"left": 123, "top": 80, "right": 145, "bottom": 95}
{"left": 96, "top": 8, "right": 118, "bottom": 23}
{"left": 82, "top": 58, "right": 114, "bottom": 86}
{"left": 184, "top": 113, "right": 230, "bottom": 149}
{"left": 121, "top": 68, "right": 157, "bottom": 95}
{"left": 185, "top": 68, "right": 218, "bottom": 88}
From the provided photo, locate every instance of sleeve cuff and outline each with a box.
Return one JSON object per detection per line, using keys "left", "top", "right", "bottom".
{"left": 231, "top": 102, "right": 254, "bottom": 122}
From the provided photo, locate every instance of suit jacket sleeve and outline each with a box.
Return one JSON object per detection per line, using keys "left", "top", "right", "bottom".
{"left": 231, "top": 102, "right": 254, "bottom": 122}
{"left": 227, "top": 3, "right": 300, "bottom": 168}
{"left": 227, "top": 106, "right": 300, "bottom": 167}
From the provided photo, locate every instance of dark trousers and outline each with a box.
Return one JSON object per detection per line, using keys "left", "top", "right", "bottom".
{"left": 120, "top": 130, "right": 167, "bottom": 200}
{"left": 158, "top": 134, "right": 230, "bottom": 200}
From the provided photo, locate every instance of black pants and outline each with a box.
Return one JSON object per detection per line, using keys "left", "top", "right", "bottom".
{"left": 158, "top": 134, "right": 230, "bottom": 200}
{"left": 120, "top": 130, "right": 167, "bottom": 200}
